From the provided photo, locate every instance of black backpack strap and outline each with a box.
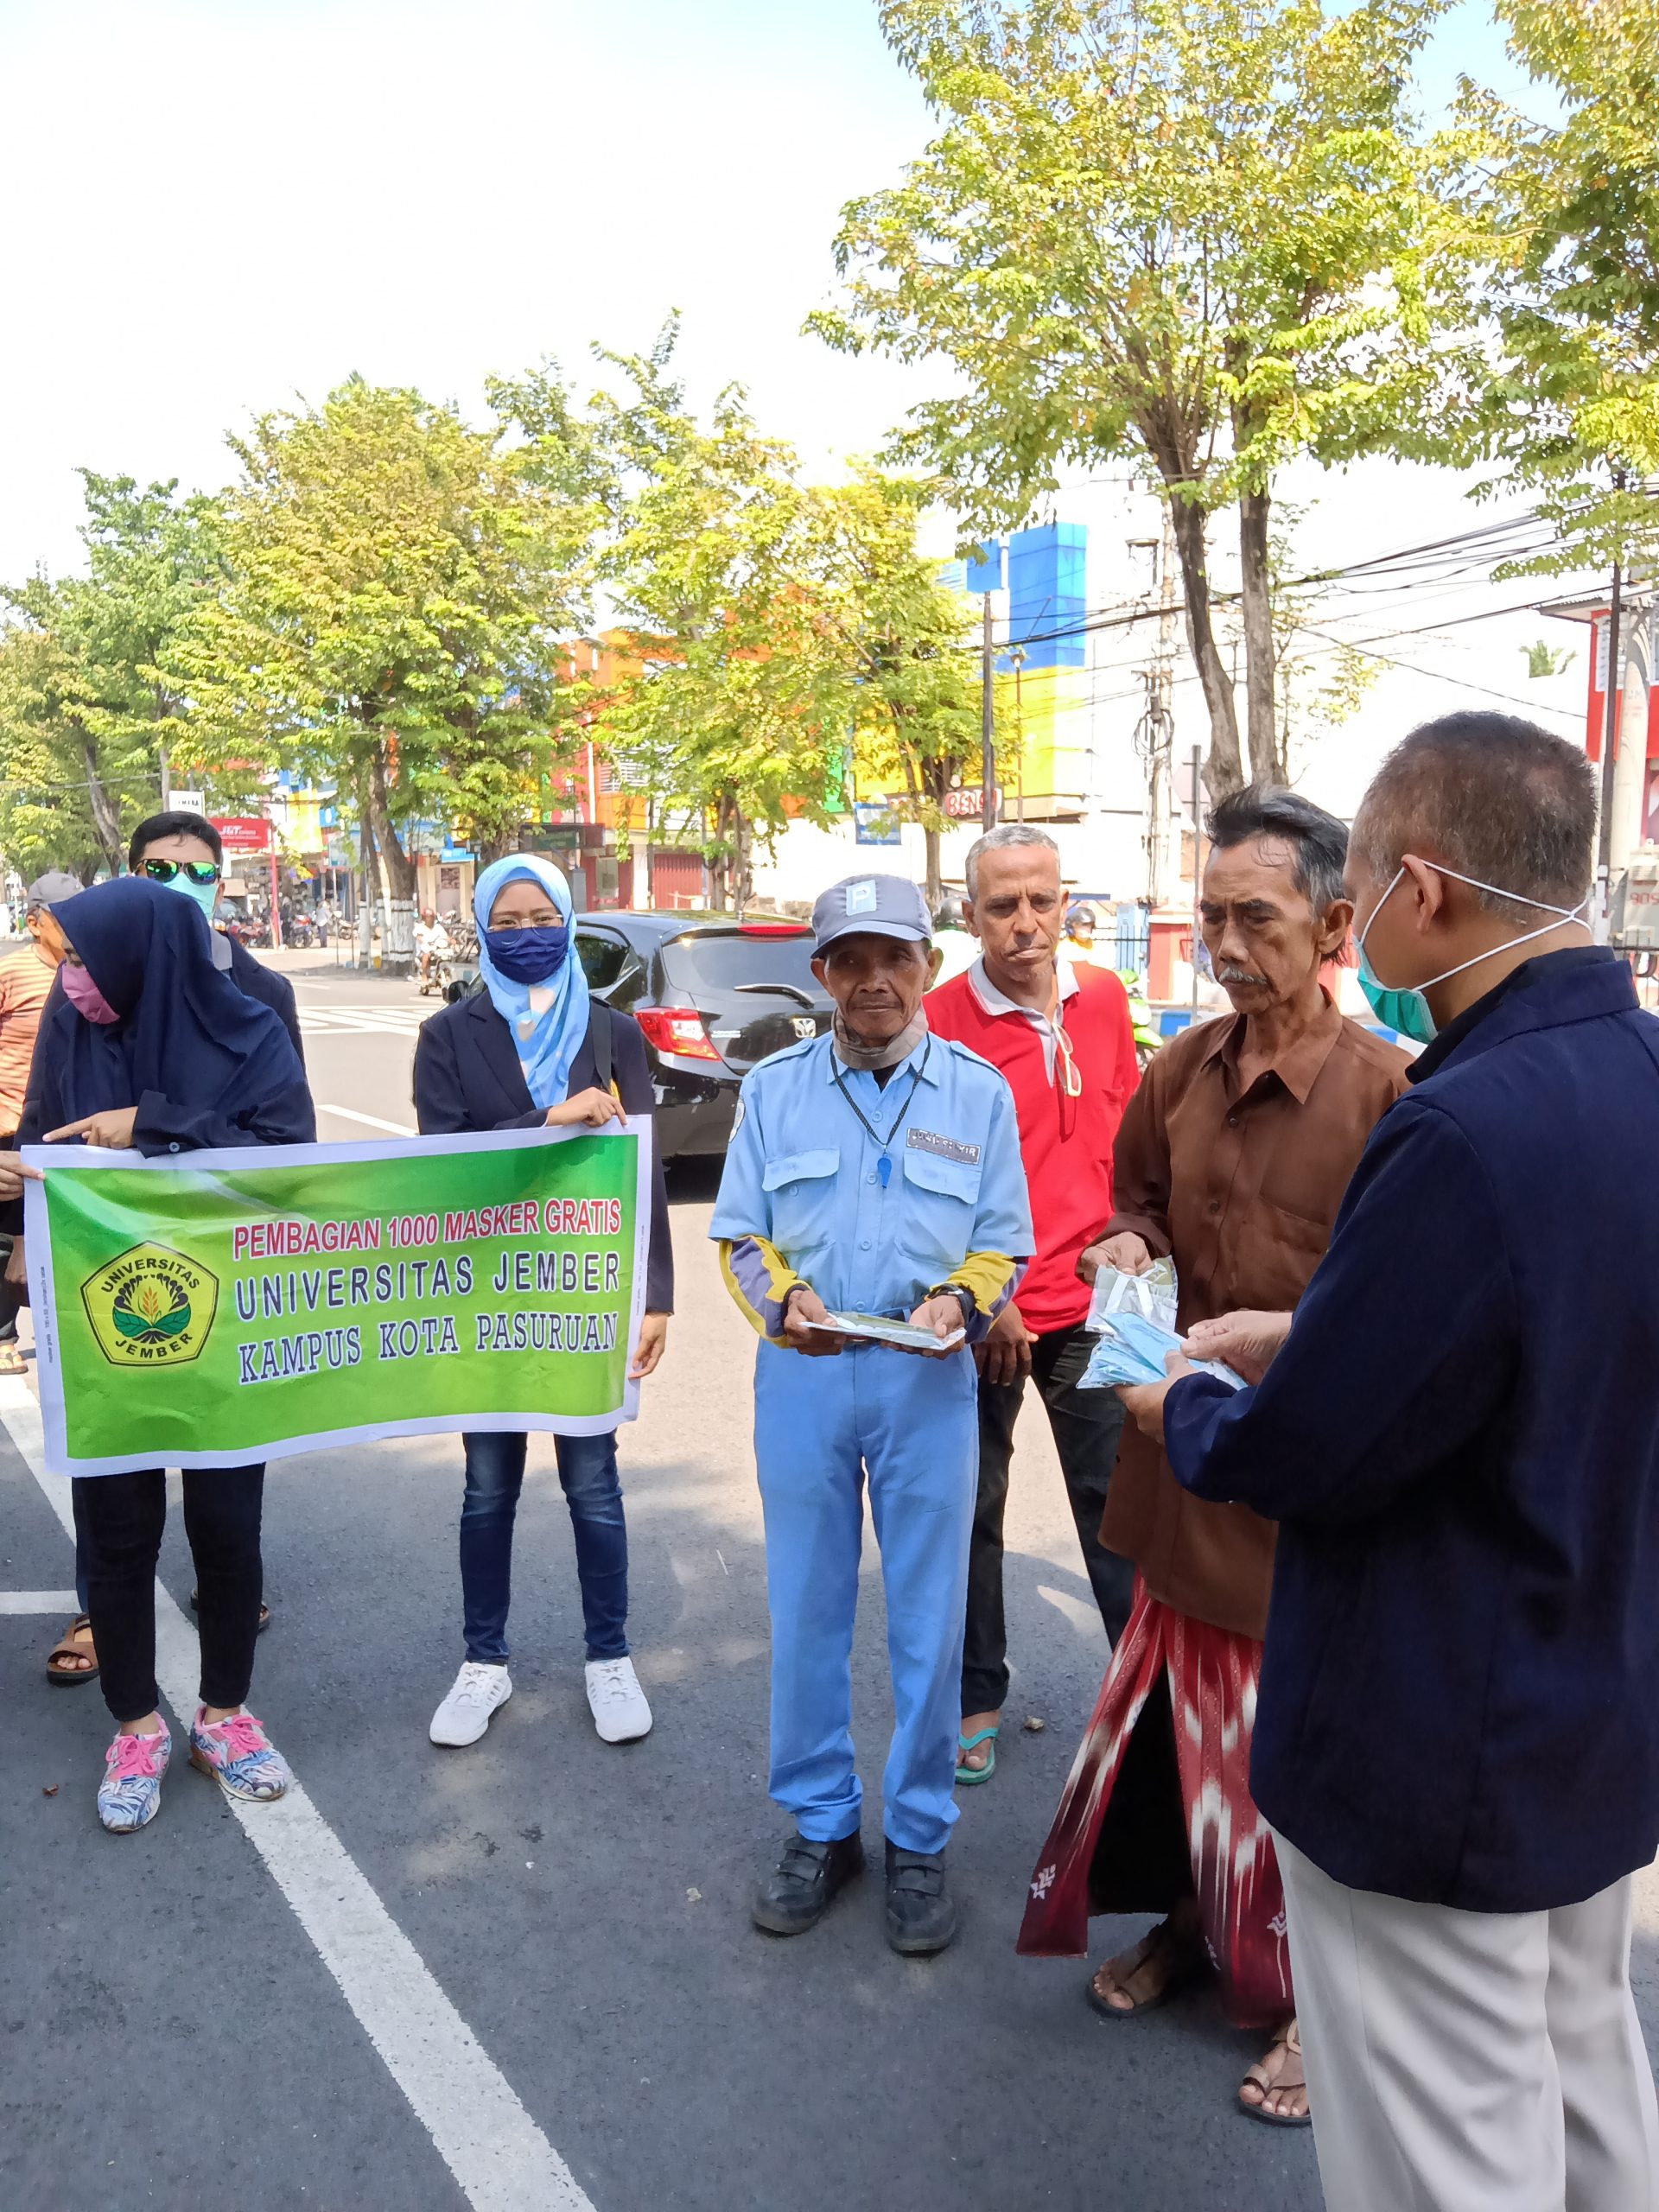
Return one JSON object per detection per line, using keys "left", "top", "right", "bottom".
{"left": 588, "top": 1002, "right": 613, "bottom": 1095}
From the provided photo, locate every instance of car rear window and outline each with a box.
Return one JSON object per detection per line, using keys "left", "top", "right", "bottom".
{"left": 659, "top": 931, "right": 819, "bottom": 995}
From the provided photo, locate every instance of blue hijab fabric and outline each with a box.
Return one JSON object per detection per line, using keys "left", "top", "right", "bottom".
{"left": 472, "top": 856, "right": 591, "bottom": 1109}
{"left": 48, "top": 876, "right": 307, "bottom": 1124}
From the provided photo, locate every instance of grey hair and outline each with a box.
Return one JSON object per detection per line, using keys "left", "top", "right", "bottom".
{"left": 1206, "top": 784, "right": 1349, "bottom": 917}
{"left": 963, "top": 823, "right": 1060, "bottom": 900}
{"left": 1351, "top": 713, "right": 1597, "bottom": 915}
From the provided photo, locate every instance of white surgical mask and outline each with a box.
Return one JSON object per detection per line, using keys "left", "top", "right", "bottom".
{"left": 1357, "top": 863, "right": 1590, "bottom": 1045}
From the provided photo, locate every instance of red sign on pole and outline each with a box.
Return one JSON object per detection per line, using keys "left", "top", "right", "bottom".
{"left": 210, "top": 816, "right": 271, "bottom": 855}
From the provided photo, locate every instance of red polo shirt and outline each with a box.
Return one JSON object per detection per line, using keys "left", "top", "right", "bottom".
{"left": 925, "top": 956, "right": 1140, "bottom": 1335}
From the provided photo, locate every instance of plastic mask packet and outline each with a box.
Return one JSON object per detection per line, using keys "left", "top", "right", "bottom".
{"left": 1080, "top": 1311, "right": 1246, "bottom": 1394}
{"left": 1086, "top": 1258, "right": 1179, "bottom": 1335}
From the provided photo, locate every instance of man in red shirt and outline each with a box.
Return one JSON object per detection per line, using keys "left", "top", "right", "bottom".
{"left": 925, "top": 826, "right": 1141, "bottom": 1782}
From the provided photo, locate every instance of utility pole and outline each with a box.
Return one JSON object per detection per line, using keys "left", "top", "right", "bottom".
{"left": 1595, "top": 557, "right": 1625, "bottom": 944}
{"left": 1191, "top": 742, "right": 1205, "bottom": 1014}
{"left": 981, "top": 592, "right": 998, "bottom": 830}
{"left": 1011, "top": 646, "right": 1027, "bottom": 822}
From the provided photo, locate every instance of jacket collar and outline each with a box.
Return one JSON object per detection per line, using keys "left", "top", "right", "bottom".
{"left": 1198, "top": 988, "right": 1342, "bottom": 1107}
{"left": 464, "top": 987, "right": 535, "bottom": 1111}
{"left": 1409, "top": 946, "right": 1633, "bottom": 1084}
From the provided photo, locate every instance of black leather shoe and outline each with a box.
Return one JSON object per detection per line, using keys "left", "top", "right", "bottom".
{"left": 885, "top": 1841, "right": 957, "bottom": 1955}
{"left": 752, "top": 1831, "right": 864, "bottom": 1936}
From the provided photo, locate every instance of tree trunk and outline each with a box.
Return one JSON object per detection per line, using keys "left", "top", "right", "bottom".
{"left": 357, "top": 791, "right": 378, "bottom": 965}
{"left": 80, "top": 738, "right": 125, "bottom": 873}
{"left": 367, "top": 744, "right": 417, "bottom": 973}
{"left": 732, "top": 804, "right": 753, "bottom": 914}
{"left": 1164, "top": 498, "right": 1243, "bottom": 799}
{"left": 1237, "top": 488, "right": 1281, "bottom": 784}
{"left": 924, "top": 826, "right": 943, "bottom": 910}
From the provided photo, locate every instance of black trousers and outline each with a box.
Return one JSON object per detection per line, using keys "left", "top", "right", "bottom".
{"left": 961, "top": 1320, "right": 1134, "bottom": 1715}
{"left": 72, "top": 1465, "right": 266, "bottom": 1725}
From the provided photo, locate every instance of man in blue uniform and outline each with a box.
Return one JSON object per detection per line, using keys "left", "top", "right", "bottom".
{"left": 712, "top": 874, "right": 1032, "bottom": 1955}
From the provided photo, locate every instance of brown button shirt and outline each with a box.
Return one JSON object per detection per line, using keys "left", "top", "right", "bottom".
{"left": 1099, "top": 992, "right": 1412, "bottom": 1639}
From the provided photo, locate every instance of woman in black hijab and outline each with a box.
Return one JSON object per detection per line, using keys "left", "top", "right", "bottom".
{"left": 31, "top": 879, "right": 315, "bottom": 1834}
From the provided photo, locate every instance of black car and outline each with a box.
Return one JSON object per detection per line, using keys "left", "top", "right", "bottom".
{"left": 573, "top": 912, "right": 832, "bottom": 1160}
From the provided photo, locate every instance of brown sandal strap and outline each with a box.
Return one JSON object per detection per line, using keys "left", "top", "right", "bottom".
{"left": 47, "top": 1616, "right": 98, "bottom": 1671}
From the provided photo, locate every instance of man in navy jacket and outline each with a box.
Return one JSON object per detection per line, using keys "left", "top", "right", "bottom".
{"left": 1122, "top": 713, "right": 1659, "bottom": 2212}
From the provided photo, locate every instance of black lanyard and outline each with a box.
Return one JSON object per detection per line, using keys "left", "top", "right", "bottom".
{"left": 831, "top": 1038, "right": 932, "bottom": 1187}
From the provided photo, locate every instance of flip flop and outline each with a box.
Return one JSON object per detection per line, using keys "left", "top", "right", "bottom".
{"left": 956, "top": 1726, "right": 999, "bottom": 1785}
{"left": 1238, "top": 2020, "right": 1312, "bottom": 2126}
{"left": 1087, "top": 1921, "right": 1209, "bottom": 2020}
{"left": 46, "top": 1614, "right": 99, "bottom": 1686}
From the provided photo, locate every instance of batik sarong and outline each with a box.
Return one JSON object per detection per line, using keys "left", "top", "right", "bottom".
{"left": 1017, "top": 1575, "right": 1293, "bottom": 2027}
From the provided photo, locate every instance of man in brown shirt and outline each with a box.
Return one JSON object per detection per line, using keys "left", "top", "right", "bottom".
{"left": 1018, "top": 787, "right": 1409, "bottom": 2127}
{"left": 0, "top": 873, "right": 76, "bottom": 1375}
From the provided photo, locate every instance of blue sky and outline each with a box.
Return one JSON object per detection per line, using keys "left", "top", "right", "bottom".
{"left": 0, "top": 0, "right": 1588, "bottom": 811}
{"left": 2, "top": 0, "right": 1535, "bottom": 582}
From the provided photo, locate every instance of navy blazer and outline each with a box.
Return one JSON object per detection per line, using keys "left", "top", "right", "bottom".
{"left": 1165, "top": 949, "right": 1659, "bottom": 1913}
{"left": 412, "top": 990, "right": 674, "bottom": 1316}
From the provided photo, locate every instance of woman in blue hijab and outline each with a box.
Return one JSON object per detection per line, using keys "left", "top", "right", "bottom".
{"left": 413, "top": 857, "right": 672, "bottom": 1752}
{"left": 29, "top": 877, "right": 315, "bottom": 1834}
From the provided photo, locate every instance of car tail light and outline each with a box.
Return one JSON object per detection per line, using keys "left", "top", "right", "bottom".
{"left": 635, "top": 1006, "right": 722, "bottom": 1062}
{"left": 736, "top": 923, "right": 811, "bottom": 937}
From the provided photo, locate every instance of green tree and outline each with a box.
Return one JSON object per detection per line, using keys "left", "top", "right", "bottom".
{"left": 0, "top": 474, "right": 225, "bottom": 879}
{"left": 590, "top": 330, "right": 855, "bottom": 908}
{"left": 1469, "top": 0, "right": 1659, "bottom": 582}
{"left": 800, "top": 468, "right": 988, "bottom": 906}
{"left": 812, "top": 0, "right": 1469, "bottom": 795}
{"left": 172, "top": 377, "right": 591, "bottom": 956}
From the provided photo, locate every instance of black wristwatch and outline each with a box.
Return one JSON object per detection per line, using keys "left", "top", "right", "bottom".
{"left": 927, "top": 1283, "right": 976, "bottom": 1329}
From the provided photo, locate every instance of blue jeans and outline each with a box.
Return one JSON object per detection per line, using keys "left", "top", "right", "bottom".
{"left": 460, "top": 1430, "right": 629, "bottom": 1666}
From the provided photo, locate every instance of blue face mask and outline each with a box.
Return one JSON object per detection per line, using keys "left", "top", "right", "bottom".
{"left": 157, "top": 872, "right": 220, "bottom": 925}
{"left": 486, "top": 923, "right": 569, "bottom": 985}
{"left": 1357, "top": 863, "right": 1590, "bottom": 1046}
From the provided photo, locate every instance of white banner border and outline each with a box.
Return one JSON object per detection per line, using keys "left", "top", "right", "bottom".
{"left": 22, "top": 1119, "right": 653, "bottom": 1478}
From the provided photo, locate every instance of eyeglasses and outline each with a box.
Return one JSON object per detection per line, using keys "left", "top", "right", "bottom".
{"left": 1052, "top": 1019, "right": 1084, "bottom": 1100}
{"left": 140, "top": 859, "right": 219, "bottom": 887}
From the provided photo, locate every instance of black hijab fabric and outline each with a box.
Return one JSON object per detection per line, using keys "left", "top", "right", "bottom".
{"left": 48, "top": 877, "right": 306, "bottom": 1125}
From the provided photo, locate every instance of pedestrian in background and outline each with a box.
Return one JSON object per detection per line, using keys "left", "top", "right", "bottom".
{"left": 26, "top": 878, "right": 315, "bottom": 1834}
{"left": 0, "top": 872, "right": 77, "bottom": 1382}
{"left": 413, "top": 855, "right": 670, "bottom": 1753}
{"left": 1019, "top": 787, "right": 1409, "bottom": 2126}
{"left": 925, "top": 824, "right": 1141, "bottom": 1786}
{"left": 712, "top": 874, "right": 1032, "bottom": 1955}
{"left": 1127, "top": 714, "right": 1659, "bottom": 2210}
{"left": 126, "top": 811, "right": 304, "bottom": 1061}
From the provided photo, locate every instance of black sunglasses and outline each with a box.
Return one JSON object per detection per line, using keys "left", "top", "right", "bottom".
{"left": 140, "top": 858, "right": 220, "bottom": 887}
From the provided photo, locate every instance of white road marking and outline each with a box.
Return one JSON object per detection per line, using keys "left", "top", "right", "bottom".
{"left": 319, "top": 1103, "right": 417, "bottom": 1136}
{"left": 0, "top": 1377, "right": 594, "bottom": 2212}
{"left": 0, "top": 1588, "right": 78, "bottom": 1611}
{"left": 300, "top": 1004, "right": 429, "bottom": 1038}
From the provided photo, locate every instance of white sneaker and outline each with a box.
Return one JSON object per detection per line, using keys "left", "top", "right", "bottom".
{"left": 429, "top": 1662, "right": 512, "bottom": 1747}
{"left": 585, "top": 1656, "right": 652, "bottom": 1744}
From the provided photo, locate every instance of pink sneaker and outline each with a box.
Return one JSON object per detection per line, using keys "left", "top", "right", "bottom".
{"left": 98, "top": 1723, "right": 171, "bottom": 1834}
{"left": 188, "top": 1708, "right": 291, "bottom": 1802}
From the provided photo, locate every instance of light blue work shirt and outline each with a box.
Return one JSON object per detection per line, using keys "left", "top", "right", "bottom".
{"left": 709, "top": 1029, "right": 1033, "bottom": 1319}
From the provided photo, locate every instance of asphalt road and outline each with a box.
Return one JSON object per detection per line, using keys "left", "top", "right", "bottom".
{"left": 4, "top": 953, "right": 1656, "bottom": 2212}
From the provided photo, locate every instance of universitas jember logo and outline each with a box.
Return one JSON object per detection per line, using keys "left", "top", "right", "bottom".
{"left": 80, "top": 1243, "right": 218, "bottom": 1368}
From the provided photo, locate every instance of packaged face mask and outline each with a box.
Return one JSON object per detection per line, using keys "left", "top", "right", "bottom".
{"left": 1079, "top": 1308, "right": 1246, "bottom": 1394}
{"left": 1086, "top": 1258, "right": 1179, "bottom": 1335}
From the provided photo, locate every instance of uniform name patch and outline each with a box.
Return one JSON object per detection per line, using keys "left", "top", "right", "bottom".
{"left": 906, "top": 1128, "right": 981, "bottom": 1166}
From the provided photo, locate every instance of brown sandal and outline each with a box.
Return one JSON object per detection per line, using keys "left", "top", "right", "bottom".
{"left": 1239, "top": 2018, "right": 1312, "bottom": 2126}
{"left": 0, "top": 1343, "right": 26, "bottom": 1376}
{"left": 1087, "top": 1919, "right": 1208, "bottom": 2020}
{"left": 46, "top": 1614, "right": 99, "bottom": 1686}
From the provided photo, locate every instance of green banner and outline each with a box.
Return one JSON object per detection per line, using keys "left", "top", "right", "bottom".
{"left": 23, "top": 1124, "right": 650, "bottom": 1476}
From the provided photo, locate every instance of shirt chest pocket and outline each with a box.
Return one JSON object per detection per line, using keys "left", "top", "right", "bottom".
{"left": 900, "top": 1146, "right": 983, "bottom": 1274}
{"left": 762, "top": 1147, "right": 841, "bottom": 1256}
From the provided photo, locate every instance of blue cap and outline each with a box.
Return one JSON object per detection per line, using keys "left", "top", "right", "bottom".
{"left": 811, "top": 873, "right": 933, "bottom": 953}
